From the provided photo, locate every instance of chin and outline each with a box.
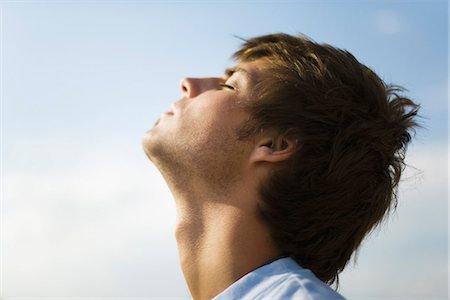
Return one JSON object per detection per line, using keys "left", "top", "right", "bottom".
{"left": 142, "top": 126, "right": 170, "bottom": 165}
{"left": 142, "top": 131, "right": 156, "bottom": 162}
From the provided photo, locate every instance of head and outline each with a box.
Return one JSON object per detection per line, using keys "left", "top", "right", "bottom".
{"left": 229, "top": 33, "right": 421, "bottom": 285}
{"left": 143, "top": 32, "right": 421, "bottom": 286}
{"left": 142, "top": 59, "right": 272, "bottom": 197}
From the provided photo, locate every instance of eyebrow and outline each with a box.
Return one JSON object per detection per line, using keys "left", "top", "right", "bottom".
{"left": 223, "top": 66, "right": 252, "bottom": 84}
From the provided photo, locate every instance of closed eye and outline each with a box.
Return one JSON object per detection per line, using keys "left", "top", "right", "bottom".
{"left": 218, "top": 83, "right": 235, "bottom": 90}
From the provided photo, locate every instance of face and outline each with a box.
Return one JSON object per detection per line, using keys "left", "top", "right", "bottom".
{"left": 142, "top": 60, "right": 267, "bottom": 193}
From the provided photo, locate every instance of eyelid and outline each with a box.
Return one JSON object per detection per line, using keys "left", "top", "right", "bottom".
{"left": 219, "top": 83, "right": 235, "bottom": 90}
{"left": 222, "top": 69, "right": 240, "bottom": 88}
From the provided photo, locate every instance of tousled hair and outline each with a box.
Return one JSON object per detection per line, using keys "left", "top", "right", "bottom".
{"left": 232, "top": 33, "right": 422, "bottom": 286}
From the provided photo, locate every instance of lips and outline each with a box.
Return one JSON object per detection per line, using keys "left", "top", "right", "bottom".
{"left": 165, "top": 103, "right": 176, "bottom": 115}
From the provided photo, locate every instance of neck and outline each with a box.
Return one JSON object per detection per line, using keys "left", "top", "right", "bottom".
{"left": 173, "top": 184, "right": 282, "bottom": 300}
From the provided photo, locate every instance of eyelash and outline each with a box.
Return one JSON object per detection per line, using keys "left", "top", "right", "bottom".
{"left": 218, "top": 83, "right": 235, "bottom": 90}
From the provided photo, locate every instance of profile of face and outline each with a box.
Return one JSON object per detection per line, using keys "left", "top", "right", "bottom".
{"left": 142, "top": 60, "right": 268, "bottom": 193}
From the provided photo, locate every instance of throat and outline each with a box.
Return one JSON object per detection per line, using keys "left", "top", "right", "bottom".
{"left": 174, "top": 203, "right": 282, "bottom": 299}
{"left": 174, "top": 206, "right": 233, "bottom": 299}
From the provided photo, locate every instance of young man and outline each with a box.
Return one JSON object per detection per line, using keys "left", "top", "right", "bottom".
{"left": 142, "top": 33, "right": 420, "bottom": 299}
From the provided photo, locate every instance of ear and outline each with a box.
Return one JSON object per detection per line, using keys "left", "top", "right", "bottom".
{"left": 250, "top": 132, "right": 298, "bottom": 164}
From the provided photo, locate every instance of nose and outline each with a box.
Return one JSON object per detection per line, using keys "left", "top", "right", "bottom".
{"left": 180, "top": 77, "right": 222, "bottom": 98}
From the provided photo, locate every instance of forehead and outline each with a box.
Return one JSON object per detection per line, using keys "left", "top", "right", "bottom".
{"left": 230, "top": 59, "right": 271, "bottom": 85}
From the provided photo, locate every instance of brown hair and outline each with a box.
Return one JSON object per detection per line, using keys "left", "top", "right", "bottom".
{"left": 232, "top": 33, "right": 422, "bottom": 286}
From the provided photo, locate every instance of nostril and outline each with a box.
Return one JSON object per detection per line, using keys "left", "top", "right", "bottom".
{"left": 180, "top": 78, "right": 199, "bottom": 98}
{"left": 181, "top": 78, "right": 198, "bottom": 98}
{"left": 180, "top": 79, "right": 188, "bottom": 93}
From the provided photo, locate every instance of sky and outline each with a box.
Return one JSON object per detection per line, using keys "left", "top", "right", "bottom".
{"left": 1, "top": 1, "right": 448, "bottom": 299}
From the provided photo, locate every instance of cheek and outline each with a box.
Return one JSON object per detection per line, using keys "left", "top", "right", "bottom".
{"left": 175, "top": 97, "right": 249, "bottom": 149}
{"left": 183, "top": 103, "right": 235, "bottom": 132}
{"left": 175, "top": 111, "right": 237, "bottom": 155}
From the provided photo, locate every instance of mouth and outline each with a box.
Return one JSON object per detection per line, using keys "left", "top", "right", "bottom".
{"left": 164, "top": 104, "right": 176, "bottom": 115}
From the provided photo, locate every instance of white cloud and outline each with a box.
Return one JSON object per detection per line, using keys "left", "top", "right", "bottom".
{"left": 3, "top": 135, "right": 190, "bottom": 298}
{"left": 339, "top": 142, "right": 448, "bottom": 299}
{"left": 2, "top": 137, "right": 447, "bottom": 299}
{"left": 374, "top": 10, "right": 405, "bottom": 35}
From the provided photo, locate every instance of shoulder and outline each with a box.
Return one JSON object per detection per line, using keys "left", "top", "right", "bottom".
{"left": 213, "top": 257, "right": 346, "bottom": 300}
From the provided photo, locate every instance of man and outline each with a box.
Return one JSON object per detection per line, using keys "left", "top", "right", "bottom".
{"left": 142, "top": 33, "right": 420, "bottom": 299}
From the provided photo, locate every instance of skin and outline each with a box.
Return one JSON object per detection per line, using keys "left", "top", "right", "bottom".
{"left": 142, "top": 58, "right": 297, "bottom": 299}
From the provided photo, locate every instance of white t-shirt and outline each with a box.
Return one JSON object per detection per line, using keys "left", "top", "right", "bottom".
{"left": 212, "top": 257, "right": 346, "bottom": 300}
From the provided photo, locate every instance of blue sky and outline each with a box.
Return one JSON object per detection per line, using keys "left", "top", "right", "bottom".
{"left": 1, "top": 1, "right": 448, "bottom": 299}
